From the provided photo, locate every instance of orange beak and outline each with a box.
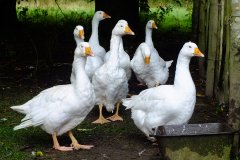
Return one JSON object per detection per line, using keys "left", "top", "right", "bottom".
{"left": 124, "top": 25, "right": 135, "bottom": 35}
{"left": 152, "top": 22, "right": 158, "bottom": 29}
{"left": 145, "top": 56, "right": 150, "bottom": 64}
{"left": 194, "top": 48, "right": 204, "bottom": 57}
{"left": 79, "top": 30, "right": 84, "bottom": 39}
{"left": 85, "top": 47, "right": 94, "bottom": 56}
{"left": 103, "top": 12, "right": 111, "bottom": 19}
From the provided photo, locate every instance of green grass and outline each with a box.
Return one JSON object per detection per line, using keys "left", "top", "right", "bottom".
{"left": 16, "top": 0, "right": 192, "bottom": 33}
{"left": 140, "top": 3, "right": 192, "bottom": 33}
{"left": 0, "top": 87, "right": 42, "bottom": 159}
{"left": 17, "top": 0, "right": 94, "bottom": 27}
{"left": 157, "top": 6, "right": 192, "bottom": 33}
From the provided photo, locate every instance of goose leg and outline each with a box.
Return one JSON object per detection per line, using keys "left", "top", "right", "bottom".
{"left": 52, "top": 132, "right": 73, "bottom": 151}
{"left": 107, "top": 102, "right": 123, "bottom": 121}
{"left": 92, "top": 104, "right": 110, "bottom": 124}
{"left": 68, "top": 131, "right": 94, "bottom": 150}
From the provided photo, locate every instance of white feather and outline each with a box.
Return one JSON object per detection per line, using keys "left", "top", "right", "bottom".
{"left": 123, "top": 42, "right": 203, "bottom": 141}
{"left": 133, "top": 20, "right": 173, "bottom": 87}
{"left": 85, "top": 11, "right": 110, "bottom": 81}
{"left": 12, "top": 42, "right": 96, "bottom": 136}
{"left": 104, "top": 20, "right": 132, "bottom": 80}
{"left": 92, "top": 20, "right": 130, "bottom": 113}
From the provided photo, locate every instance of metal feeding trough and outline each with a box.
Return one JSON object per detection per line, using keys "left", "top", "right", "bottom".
{"left": 152, "top": 123, "right": 236, "bottom": 160}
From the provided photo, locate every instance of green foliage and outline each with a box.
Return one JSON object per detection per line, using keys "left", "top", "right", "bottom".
{"left": 17, "top": 6, "right": 30, "bottom": 22}
{"left": 139, "top": 0, "right": 150, "bottom": 13}
{"left": 148, "top": 4, "right": 173, "bottom": 23}
{"left": 16, "top": 0, "right": 94, "bottom": 27}
{"left": 16, "top": 0, "right": 192, "bottom": 34}
{"left": 140, "top": 0, "right": 192, "bottom": 33}
{"left": 17, "top": 7, "right": 93, "bottom": 27}
{"left": 140, "top": 2, "right": 173, "bottom": 27}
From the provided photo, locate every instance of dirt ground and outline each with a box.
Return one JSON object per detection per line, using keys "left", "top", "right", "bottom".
{"left": 0, "top": 25, "right": 228, "bottom": 160}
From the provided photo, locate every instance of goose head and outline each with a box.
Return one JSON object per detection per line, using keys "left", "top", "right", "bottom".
{"left": 146, "top": 20, "right": 158, "bottom": 29}
{"left": 75, "top": 42, "right": 95, "bottom": 57}
{"left": 94, "top": 11, "right": 111, "bottom": 21}
{"left": 112, "top": 20, "right": 135, "bottom": 36}
{"left": 140, "top": 43, "right": 151, "bottom": 64}
{"left": 180, "top": 42, "right": 204, "bottom": 58}
{"left": 73, "top": 25, "right": 84, "bottom": 40}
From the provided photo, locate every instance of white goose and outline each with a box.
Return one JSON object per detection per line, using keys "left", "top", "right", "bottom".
{"left": 131, "top": 42, "right": 152, "bottom": 86}
{"left": 123, "top": 42, "right": 204, "bottom": 141}
{"left": 92, "top": 20, "right": 134, "bottom": 124}
{"left": 104, "top": 20, "right": 132, "bottom": 80}
{"left": 85, "top": 11, "right": 111, "bottom": 81}
{"left": 71, "top": 25, "right": 85, "bottom": 84}
{"left": 11, "top": 42, "right": 95, "bottom": 151}
{"left": 143, "top": 20, "right": 173, "bottom": 87}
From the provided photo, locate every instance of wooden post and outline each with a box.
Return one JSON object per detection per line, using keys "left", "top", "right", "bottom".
{"left": 222, "top": 0, "right": 230, "bottom": 104}
{"left": 192, "top": 0, "right": 200, "bottom": 42}
{"left": 197, "top": 0, "right": 208, "bottom": 78}
{"left": 205, "top": 0, "right": 219, "bottom": 97}
{"left": 228, "top": 0, "right": 240, "bottom": 156}
{"left": 228, "top": 0, "right": 240, "bottom": 130}
{"left": 213, "top": 0, "right": 224, "bottom": 99}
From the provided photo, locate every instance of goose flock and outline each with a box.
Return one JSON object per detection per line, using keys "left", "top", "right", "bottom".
{"left": 11, "top": 11, "right": 204, "bottom": 151}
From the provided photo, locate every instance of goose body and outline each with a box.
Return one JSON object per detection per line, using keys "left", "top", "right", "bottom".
{"left": 92, "top": 20, "right": 134, "bottom": 124}
{"left": 131, "top": 42, "right": 169, "bottom": 87}
{"left": 142, "top": 20, "right": 173, "bottom": 87}
{"left": 123, "top": 42, "right": 204, "bottom": 141}
{"left": 85, "top": 11, "right": 111, "bottom": 81}
{"left": 104, "top": 20, "right": 132, "bottom": 80}
{"left": 11, "top": 42, "right": 95, "bottom": 151}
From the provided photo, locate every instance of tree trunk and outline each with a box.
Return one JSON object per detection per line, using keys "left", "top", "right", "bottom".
{"left": 228, "top": 0, "right": 240, "bottom": 130}
{"left": 95, "top": 0, "right": 139, "bottom": 30}
{"left": 0, "top": 0, "right": 18, "bottom": 36}
{"left": 95, "top": 0, "right": 141, "bottom": 53}
{"left": 192, "top": 0, "right": 200, "bottom": 44}
{"left": 197, "top": 0, "right": 208, "bottom": 78}
{"left": 222, "top": 0, "right": 230, "bottom": 105}
{"left": 213, "top": 0, "right": 224, "bottom": 100}
{"left": 205, "top": 0, "right": 218, "bottom": 97}
{"left": 228, "top": 0, "right": 240, "bottom": 156}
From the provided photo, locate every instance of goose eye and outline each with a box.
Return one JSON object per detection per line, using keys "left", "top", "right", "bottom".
{"left": 189, "top": 46, "right": 192, "bottom": 48}
{"left": 99, "top": 12, "right": 101, "bottom": 15}
{"left": 120, "top": 25, "right": 123, "bottom": 27}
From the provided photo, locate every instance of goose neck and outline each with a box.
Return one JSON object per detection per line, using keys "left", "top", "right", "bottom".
{"left": 72, "top": 56, "right": 90, "bottom": 89}
{"left": 119, "top": 38, "right": 124, "bottom": 52}
{"left": 174, "top": 54, "right": 195, "bottom": 91}
{"left": 145, "top": 27, "right": 154, "bottom": 47}
{"left": 107, "top": 35, "right": 121, "bottom": 68}
{"left": 74, "top": 36, "right": 83, "bottom": 46}
{"left": 89, "top": 19, "right": 100, "bottom": 45}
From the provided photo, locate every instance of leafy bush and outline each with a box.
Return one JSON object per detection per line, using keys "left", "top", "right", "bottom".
{"left": 140, "top": 0, "right": 192, "bottom": 33}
